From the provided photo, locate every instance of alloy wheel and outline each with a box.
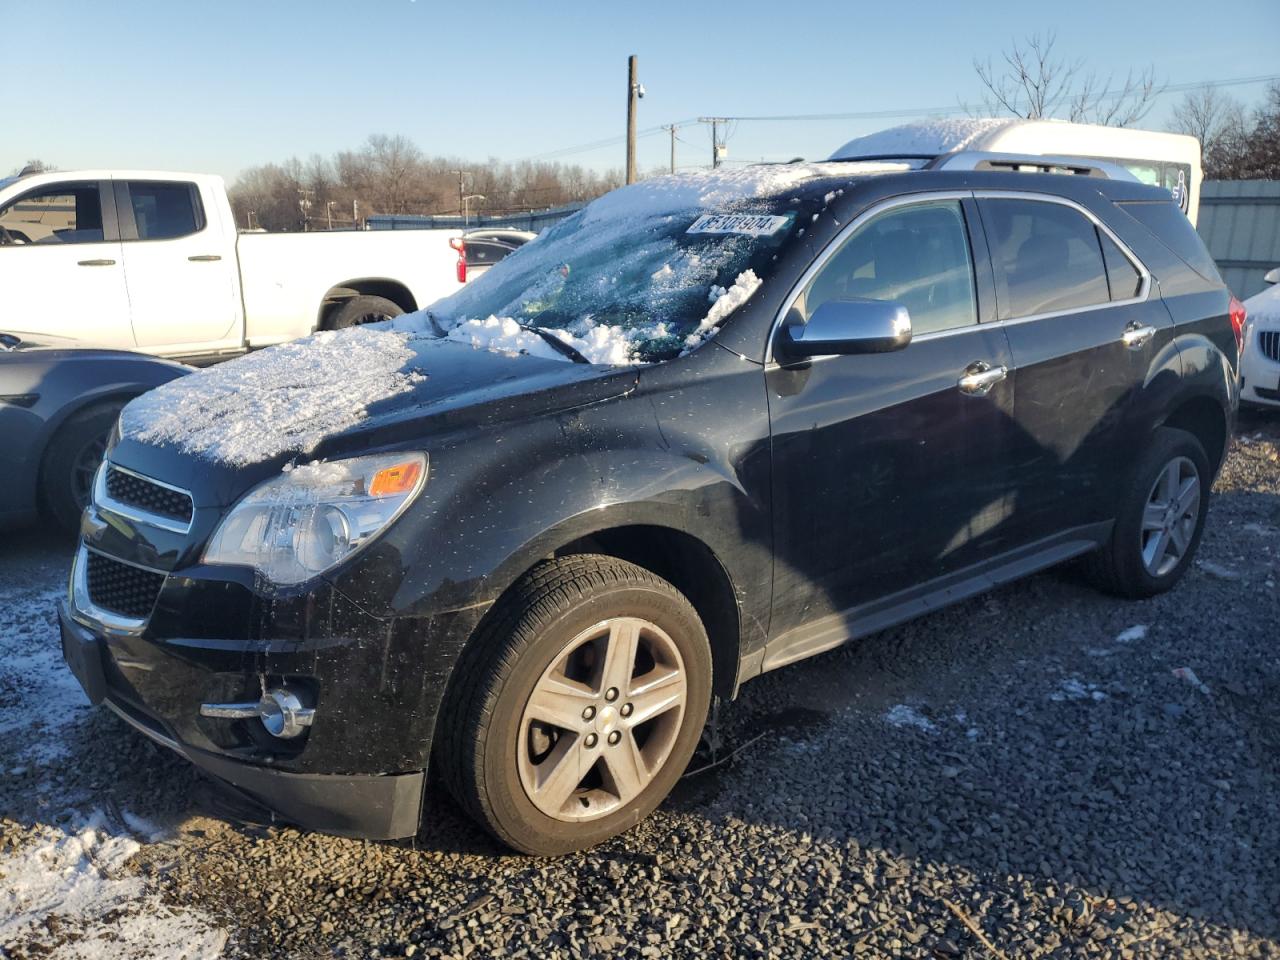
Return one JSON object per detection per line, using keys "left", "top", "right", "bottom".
{"left": 1140, "top": 455, "right": 1200, "bottom": 577}
{"left": 517, "top": 617, "right": 687, "bottom": 822}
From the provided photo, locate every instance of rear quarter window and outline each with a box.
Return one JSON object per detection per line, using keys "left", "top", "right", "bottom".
{"left": 1117, "top": 201, "right": 1221, "bottom": 284}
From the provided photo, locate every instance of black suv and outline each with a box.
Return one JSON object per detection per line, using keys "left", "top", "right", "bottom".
{"left": 60, "top": 157, "right": 1240, "bottom": 855}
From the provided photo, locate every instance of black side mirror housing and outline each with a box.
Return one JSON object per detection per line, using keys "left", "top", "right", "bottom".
{"left": 779, "top": 298, "right": 912, "bottom": 359}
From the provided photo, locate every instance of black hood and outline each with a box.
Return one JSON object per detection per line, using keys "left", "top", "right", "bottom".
{"left": 108, "top": 337, "right": 636, "bottom": 507}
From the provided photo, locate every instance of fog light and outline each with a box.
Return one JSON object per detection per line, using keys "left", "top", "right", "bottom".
{"left": 257, "top": 688, "right": 315, "bottom": 739}
{"left": 200, "top": 686, "right": 315, "bottom": 740}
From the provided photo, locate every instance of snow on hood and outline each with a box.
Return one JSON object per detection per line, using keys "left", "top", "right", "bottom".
{"left": 829, "top": 119, "right": 1014, "bottom": 160}
{"left": 120, "top": 327, "right": 422, "bottom": 466}
{"left": 1244, "top": 283, "right": 1280, "bottom": 326}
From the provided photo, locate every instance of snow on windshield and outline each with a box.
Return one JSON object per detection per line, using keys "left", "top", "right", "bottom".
{"left": 389, "top": 163, "right": 862, "bottom": 364}
{"left": 120, "top": 327, "right": 422, "bottom": 465}
{"left": 829, "top": 119, "right": 1013, "bottom": 160}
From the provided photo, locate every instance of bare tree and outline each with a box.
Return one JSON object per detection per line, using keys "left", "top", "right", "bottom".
{"left": 973, "top": 32, "right": 1161, "bottom": 127}
{"left": 9, "top": 159, "right": 56, "bottom": 176}
{"left": 228, "top": 134, "right": 624, "bottom": 232}
{"left": 1168, "top": 85, "right": 1251, "bottom": 178}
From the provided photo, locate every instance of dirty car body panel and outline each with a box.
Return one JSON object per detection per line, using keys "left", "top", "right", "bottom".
{"left": 60, "top": 167, "right": 1237, "bottom": 840}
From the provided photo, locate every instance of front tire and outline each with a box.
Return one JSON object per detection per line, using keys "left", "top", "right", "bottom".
{"left": 1083, "top": 427, "right": 1211, "bottom": 598}
{"left": 438, "top": 555, "right": 712, "bottom": 855}
{"left": 41, "top": 403, "right": 120, "bottom": 533}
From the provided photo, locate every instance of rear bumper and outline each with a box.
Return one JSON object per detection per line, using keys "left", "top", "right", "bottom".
{"left": 59, "top": 600, "right": 425, "bottom": 840}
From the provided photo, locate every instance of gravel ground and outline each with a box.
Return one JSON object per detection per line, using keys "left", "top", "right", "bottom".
{"left": 2, "top": 413, "right": 1278, "bottom": 959}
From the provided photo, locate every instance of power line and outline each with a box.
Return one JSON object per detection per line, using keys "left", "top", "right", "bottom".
{"left": 520, "top": 73, "right": 1279, "bottom": 163}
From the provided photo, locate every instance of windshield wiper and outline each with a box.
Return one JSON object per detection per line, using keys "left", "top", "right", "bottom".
{"left": 518, "top": 324, "right": 590, "bottom": 364}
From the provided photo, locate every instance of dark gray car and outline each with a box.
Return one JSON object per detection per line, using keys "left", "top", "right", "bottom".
{"left": 0, "top": 333, "right": 188, "bottom": 532}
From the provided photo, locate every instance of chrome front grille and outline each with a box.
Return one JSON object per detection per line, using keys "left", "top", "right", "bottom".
{"left": 84, "top": 549, "right": 166, "bottom": 620}
{"left": 1258, "top": 329, "right": 1280, "bottom": 363}
{"left": 94, "top": 463, "right": 194, "bottom": 533}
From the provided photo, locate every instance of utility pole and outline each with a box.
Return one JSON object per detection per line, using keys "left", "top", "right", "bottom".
{"left": 663, "top": 124, "right": 678, "bottom": 173}
{"left": 453, "top": 169, "right": 469, "bottom": 216}
{"left": 698, "top": 117, "right": 729, "bottom": 168}
{"left": 625, "top": 55, "right": 639, "bottom": 184}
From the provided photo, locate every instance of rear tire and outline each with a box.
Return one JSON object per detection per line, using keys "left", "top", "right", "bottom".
{"left": 41, "top": 403, "right": 121, "bottom": 533}
{"left": 1082, "top": 427, "right": 1210, "bottom": 598}
{"left": 325, "top": 295, "right": 404, "bottom": 329}
{"left": 437, "top": 555, "right": 712, "bottom": 856}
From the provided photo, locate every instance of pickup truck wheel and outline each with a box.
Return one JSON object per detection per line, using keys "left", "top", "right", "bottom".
{"left": 1082, "top": 427, "right": 1210, "bottom": 598}
{"left": 438, "top": 555, "right": 712, "bottom": 855}
{"left": 41, "top": 402, "right": 121, "bottom": 533}
{"left": 326, "top": 295, "right": 403, "bottom": 329}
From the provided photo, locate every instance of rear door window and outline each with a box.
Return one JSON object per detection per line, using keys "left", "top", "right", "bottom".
{"left": 980, "top": 198, "right": 1111, "bottom": 320}
{"left": 126, "top": 181, "right": 204, "bottom": 240}
{"left": 0, "top": 183, "right": 106, "bottom": 244}
{"left": 464, "top": 240, "right": 514, "bottom": 266}
{"left": 1098, "top": 231, "right": 1143, "bottom": 301}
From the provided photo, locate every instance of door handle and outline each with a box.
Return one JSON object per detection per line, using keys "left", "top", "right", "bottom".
{"left": 958, "top": 361, "right": 1008, "bottom": 397}
{"left": 1121, "top": 322, "right": 1156, "bottom": 349}
{"left": 77, "top": 258, "right": 116, "bottom": 266}
{"left": 187, "top": 254, "right": 222, "bottom": 262}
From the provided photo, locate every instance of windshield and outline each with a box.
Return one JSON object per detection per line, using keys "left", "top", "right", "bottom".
{"left": 416, "top": 168, "right": 837, "bottom": 364}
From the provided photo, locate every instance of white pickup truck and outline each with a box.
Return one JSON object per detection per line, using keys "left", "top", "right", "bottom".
{"left": 0, "top": 169, "right": 460, "bottom": 361}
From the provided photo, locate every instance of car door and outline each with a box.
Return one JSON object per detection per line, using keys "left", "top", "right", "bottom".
{"left": 116, "top": 179, "right": 241, "bottom": 354}
{"left": 0, "top": 180, "right": 134, "bottom": 347}
{"left": 975, "top": 193, "right": 1173, "bottom": 545}
{"left": 765, "top": 195, "right": 1019, "bottom": 657}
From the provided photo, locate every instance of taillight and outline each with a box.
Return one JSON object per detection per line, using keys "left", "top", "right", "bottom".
{"left": 450, "top": 236, "right": 466, "bottom": 283}
{"left": 1228, "top": 294, "right": 1246, "bottom": 355}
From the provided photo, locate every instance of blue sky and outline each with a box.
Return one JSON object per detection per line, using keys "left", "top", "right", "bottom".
{"left": 6, "top": 0, "right": 1277, "bottom": 182}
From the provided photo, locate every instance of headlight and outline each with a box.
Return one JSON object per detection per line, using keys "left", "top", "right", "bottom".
{"left": 203, "top": 452, "right": 427, "bottom": 586}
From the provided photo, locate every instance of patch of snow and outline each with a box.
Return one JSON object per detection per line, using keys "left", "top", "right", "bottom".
{"left": 0, "top": 812, "right": 225, "bottom": 958}
{"left": 1197, "top": 560, "right": 1243, "bottom": 581}
{"left": 883, "top": 704, "right": 937, "bottom": 733}
{"left": 0, "top": 580, "right": 225, "bottom": 957}
{"left": 1051, "top": 677, "right": 1107, "bottom": 702}
{"left": 1244, "top": 283, "right": 1280, "bottom": 326}
{"left": 683, "top": 269, "right": 762, "bottom": 349}
{"left": 1172, "top": 666, "right": 1211, "bottom": 694}
{"left": 0, "top": 587, "right": 91, "bottom": 766}
{"left": 829, "top": 119, "right": 1013, "bottom": 160}
{"left": 445, "top": 315, "right": 637, "bottom": 366}
{"left": 121, "top": 327, "right": 423, "bottom": 466}
{"left": 1115, "top": 625, "right": 1148, "bottom": 644}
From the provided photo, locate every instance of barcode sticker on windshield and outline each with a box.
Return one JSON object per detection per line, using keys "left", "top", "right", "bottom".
{"left": 686, "top": 214, "right": 790, "bottom": 237}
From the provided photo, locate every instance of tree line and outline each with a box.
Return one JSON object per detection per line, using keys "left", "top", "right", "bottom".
{"left": 1170, "top": 81, "right": 1280, "bottom": 180}
{"left": 227, "top": 134, "right": 624, "bottom": 232}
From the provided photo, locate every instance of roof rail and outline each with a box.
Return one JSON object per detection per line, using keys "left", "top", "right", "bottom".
{"left": 929, "top": 151, "right": 1139, "bottom": 182}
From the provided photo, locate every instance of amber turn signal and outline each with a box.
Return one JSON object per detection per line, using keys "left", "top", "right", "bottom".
{"left": 369, "top": 460, "right": 423, "bottom": 497}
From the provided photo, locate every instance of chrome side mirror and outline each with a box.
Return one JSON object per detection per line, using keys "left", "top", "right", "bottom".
{"left": 1264, "top": 267, "right": 1279, "bottom": 285}
{"left": 779, "top": 298, "right": 912, "bottom": 359}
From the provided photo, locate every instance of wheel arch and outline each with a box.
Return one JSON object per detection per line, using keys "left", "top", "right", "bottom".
{"left": 442, "top": 519, "right": 746, "bottom": 715}
{"left": 549, "top": 524, "right": 743, "bottom": 702}
{"left": 35, "top": 390, "right": 140, "bottom": 517}
{"left": 318, "top": 278, "right": 418, "bottom": 328}
{"left": 1160, "top": 393, "right": 1230, "bottom": 478}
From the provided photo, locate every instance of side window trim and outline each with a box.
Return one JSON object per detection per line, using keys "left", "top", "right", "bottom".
{"left": 961, "top": 196, "right": 999, "bottom": 325}
{"left": 114, "top": 179, "right": 207, "bottom": 243}
{"left": 0, "top": 180, "right": 120, "bottom": 244}
{"left": 765, "top": 189, "right": 974, "bottom": 364}
{"left": 972, "top": 190, "right": 1151, "bottom": 327}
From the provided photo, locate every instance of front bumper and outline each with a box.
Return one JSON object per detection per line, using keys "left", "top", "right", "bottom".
{"left": 59, "top": 601, "right": 425, "bottom": 839}
{"left": 1240, "top": 328, "right": 1280, "bottom": 407}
